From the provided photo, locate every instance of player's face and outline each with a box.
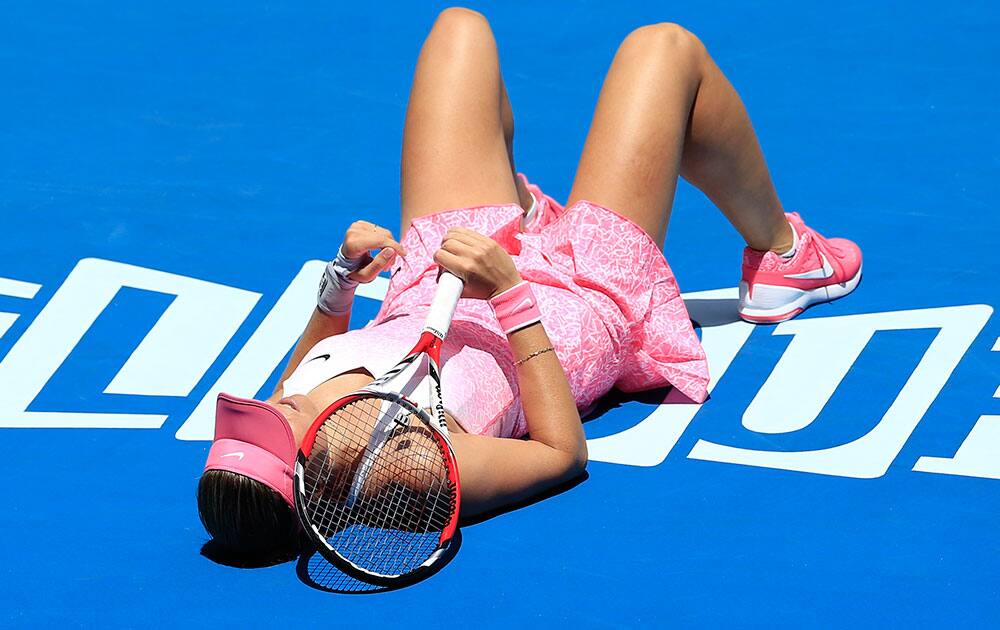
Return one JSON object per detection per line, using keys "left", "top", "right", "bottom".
{"left": 272, "top": 394, "right": 320, "bottom": 445}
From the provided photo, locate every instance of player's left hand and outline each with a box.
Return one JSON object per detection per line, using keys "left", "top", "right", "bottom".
{"left": 434, "top": 227, "right": 522, "bottom": 300}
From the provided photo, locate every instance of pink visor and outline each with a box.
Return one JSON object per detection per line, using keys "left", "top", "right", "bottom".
{"left": 204, "top": 393, "right": 297, "bottom": 508}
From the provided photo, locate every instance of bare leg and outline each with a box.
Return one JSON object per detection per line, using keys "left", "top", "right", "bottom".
{"left": 400, "top": 8, "right": 530, "bottom": 232}
{"left": 568, "top": 23, "right": 793, "bottom": 252}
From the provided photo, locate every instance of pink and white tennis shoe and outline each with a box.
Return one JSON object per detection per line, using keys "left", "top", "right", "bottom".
{"left": 738, "top": 212, "right": 862, "bottom": 323}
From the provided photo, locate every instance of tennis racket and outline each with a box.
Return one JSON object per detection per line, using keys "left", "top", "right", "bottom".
{"left": 294, "top": 271, "right": 464, "bottom": 585}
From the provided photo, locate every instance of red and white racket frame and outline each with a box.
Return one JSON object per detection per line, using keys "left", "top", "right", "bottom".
{"left": 294, "top": 272, "right": 464, "bottom": 584}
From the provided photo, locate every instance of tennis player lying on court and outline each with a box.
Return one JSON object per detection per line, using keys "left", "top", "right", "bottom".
{"left": 199, "top": 8, "right": 862, "bottom": 557}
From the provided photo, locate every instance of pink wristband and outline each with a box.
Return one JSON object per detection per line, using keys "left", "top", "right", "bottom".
{"left": 489, "top": 281, "right": 542, "bottom": 335}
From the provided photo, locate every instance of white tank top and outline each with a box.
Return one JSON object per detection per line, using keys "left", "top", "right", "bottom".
{"left": 280, "top": 313, "right": 525, "bottom": 438}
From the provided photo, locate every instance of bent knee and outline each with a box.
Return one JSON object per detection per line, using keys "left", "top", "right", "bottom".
{"left": 620, "top": 22, "right": 706, "bottom": 65}
{"left": 427, "top": 7, "right": 496, "bottom": 59}
{"left": 432, "top": 6, "right": 492, "bottom": 38}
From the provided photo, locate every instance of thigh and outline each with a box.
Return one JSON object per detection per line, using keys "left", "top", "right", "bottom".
{"left": 567, "top": 24, "right": 703, "bottom": 247}
{"left": 400, "top": 9, "right": 520, "bottom": 232}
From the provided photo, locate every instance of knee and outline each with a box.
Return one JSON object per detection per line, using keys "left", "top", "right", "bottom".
{"left": 426, "top": 7, "right": 496, "bottom": 60}
{"left": 620, "top": 22, "right": 706, "bottom": 68}
{"left": 431, "top": 7, "right": 492, "bottom": 40}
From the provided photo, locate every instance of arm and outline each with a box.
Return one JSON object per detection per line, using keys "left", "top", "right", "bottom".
{"left": 273, "top": 221, "right": 407, "bottom": 394}
{"left": 434, "top": 228, "right": 587, "bottom": 517}
{"left": 450, "top": 320, "right": 585, "bottom": 516}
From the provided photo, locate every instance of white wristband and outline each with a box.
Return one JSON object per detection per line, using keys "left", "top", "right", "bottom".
{"left": 317, "top": 246, "right": 363, "bottom": 316}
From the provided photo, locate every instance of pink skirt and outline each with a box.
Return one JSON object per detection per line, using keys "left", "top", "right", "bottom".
{"left": 375, "top": 182, "right": 709, "bottom": 437}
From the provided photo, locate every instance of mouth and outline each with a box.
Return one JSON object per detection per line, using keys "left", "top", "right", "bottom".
{"left": 277, "top": 397, "right": 300, "bottom": 412}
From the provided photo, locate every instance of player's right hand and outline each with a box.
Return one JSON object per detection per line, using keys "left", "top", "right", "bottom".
{"left": 341, "top": 221, "right": 407, "bottom": 283}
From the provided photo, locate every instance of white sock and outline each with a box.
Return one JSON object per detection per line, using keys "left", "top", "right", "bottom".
{"left": 779, "top": 221, "right": 798, "bottom": 258}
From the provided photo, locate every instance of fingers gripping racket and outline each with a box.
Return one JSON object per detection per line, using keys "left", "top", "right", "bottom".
{"left": 295, "top": 272, "right": 464, "bottom": 585}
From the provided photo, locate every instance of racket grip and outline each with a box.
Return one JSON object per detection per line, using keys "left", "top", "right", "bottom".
{"left": 423, "top": 271, "right": 465, "bottom": 339}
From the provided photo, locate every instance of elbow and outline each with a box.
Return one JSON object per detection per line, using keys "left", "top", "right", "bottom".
{"left": 565, "top": 442, "right": 588, "bottom": 479}
{"left": 574, "top": 419, "right": 589, "bottom": 473}
{"left": 564, "top": 418, "right": 589, "bottom": 478}
{"left": 566, "top": 410, "right": 588, "bottom": 476}
{"left": 576, "top": 443, "right": 589, "bottom": 475}
{"left": 545, "top": 441, "right": 588, "bottom": 483}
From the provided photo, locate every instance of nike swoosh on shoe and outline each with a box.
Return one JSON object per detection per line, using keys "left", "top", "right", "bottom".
{"left": 783, "top": 252, "right": 834, "bottom": 280}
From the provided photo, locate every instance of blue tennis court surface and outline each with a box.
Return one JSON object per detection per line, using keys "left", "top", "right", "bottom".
{"left": 2, "top": 0, "right": 998, "bottom": 625}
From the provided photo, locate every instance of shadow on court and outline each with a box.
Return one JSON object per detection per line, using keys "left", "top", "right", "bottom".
{"left": 683, "top": 296, "right": 743, "bottom": 328}
{"left": 200, "top": 540, "right": 298, "bottom": 569}
{"left": 296, "top": 530, "right": 463, "bottom": 594}
{"left": 294, "top": 468, "right": 592, "bottom": 594}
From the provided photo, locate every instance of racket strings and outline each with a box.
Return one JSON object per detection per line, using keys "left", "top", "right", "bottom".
{"left": 308, "top": 428, "right": 452, "bottom": 573}
{"left": 300, "top": 395, "right": 457, "bottom": 578}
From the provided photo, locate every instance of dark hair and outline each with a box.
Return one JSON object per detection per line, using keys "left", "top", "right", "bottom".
{"left": 197, "top": 470, "right": 299, "bottom": 556}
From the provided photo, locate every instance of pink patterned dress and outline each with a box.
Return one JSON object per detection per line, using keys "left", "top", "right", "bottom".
{"left": 281, "top": 178, "right": 708, "bottom": 438}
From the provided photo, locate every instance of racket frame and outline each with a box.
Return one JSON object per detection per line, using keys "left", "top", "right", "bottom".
{"left": 294, "top": 272, "right": 464, "bottom": 585}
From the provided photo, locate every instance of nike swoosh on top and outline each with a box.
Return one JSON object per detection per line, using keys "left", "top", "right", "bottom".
{"left": 308, "top": 354, "right": 331, "bottom": 362}
{"left": 220, "top": 452, "right": 245, "bottom": 461}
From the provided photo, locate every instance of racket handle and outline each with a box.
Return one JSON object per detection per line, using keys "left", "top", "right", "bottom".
{"left": 424, "top": 271, "right": 464, "bottom": 339}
